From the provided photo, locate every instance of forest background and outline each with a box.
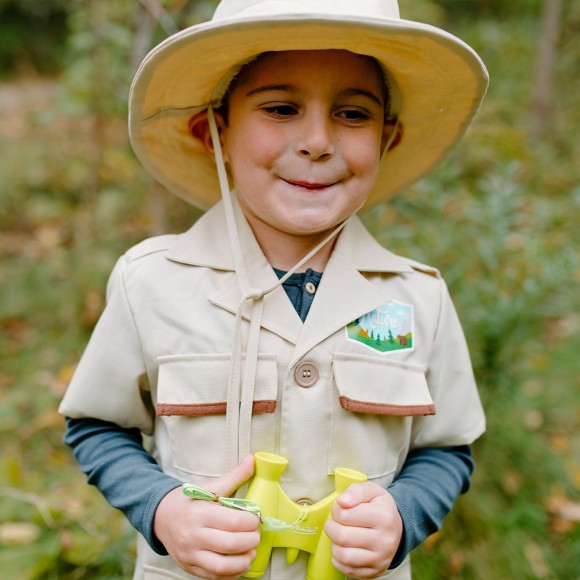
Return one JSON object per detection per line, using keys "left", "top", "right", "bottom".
{"left": 0, "top": 0, "right": 579, "bottom": 578}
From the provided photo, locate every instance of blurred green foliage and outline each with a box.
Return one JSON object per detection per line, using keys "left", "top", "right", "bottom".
{"left": 435, "top": 0, "right": 542, "bottom": 17}
{"left": 1, "top": 0, "right": 579, "bottom": 578}
{"left": 0, "top": 0, "right": 68, "bottom": 77}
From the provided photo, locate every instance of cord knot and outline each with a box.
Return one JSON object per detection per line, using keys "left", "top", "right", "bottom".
{"left": 246, "top": 287, "right": 264, "bottom": 301}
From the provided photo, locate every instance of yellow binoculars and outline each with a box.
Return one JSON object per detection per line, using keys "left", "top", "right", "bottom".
{"left": 244, "top": 451, "right": 367, "bottom": 580}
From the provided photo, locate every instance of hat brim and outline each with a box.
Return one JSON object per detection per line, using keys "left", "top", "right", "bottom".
{"left": 129, "top": 14, "right": 488, "bottom": 210}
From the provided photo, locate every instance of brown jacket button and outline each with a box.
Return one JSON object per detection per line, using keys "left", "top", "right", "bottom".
{"left": 294, "top": 361, "right": 319, "bottom": 387}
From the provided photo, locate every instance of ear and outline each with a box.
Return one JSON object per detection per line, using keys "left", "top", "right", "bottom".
{"left": 380, "top": 119, "right": 403, "bottom": 156}
{"left": 189, "top": 110, "right": 228, "bottom": 160}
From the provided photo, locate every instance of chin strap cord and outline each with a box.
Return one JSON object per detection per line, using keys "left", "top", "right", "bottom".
{"left": 381, "top": 118, "right": 400, "bottom": 164}
{"left": 207, "top": 106, "right": 354, "bottom": 472}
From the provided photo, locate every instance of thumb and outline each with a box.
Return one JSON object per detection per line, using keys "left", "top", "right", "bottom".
{"left": 211, "top": 455, "right": 255, "bottom": 498}
{"left": 337, "top": 482, "right": 387, "bottom": 509}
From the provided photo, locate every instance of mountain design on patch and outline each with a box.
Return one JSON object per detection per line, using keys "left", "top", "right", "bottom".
{"left": 346, "top": 300, "right": 414, "bottom": 353}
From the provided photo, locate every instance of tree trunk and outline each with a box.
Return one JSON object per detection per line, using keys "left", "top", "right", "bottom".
{"left": 131, "top": 1, "right": 155, "bottom": 71}
{"left": 131, "top": 2, "right": 171, "bottom": 235}
{"left": 531, "top": 0, "right": 562, "bottom": 139}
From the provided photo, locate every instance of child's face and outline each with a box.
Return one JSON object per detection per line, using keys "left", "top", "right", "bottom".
{"left": 218, "top": 50, "right": 390, "bottom": 242}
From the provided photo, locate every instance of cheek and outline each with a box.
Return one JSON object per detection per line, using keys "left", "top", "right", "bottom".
{"left": 252, "top": 128, "right": 287, "bottom": 161}
{"left": 348, "top": 140, "right": 382, "bottom": 180}
{"left": 227, "top": 129, "right": 281, "bottom": 173}
{"left": 343, "top": 125, "right": 383, "bottom": 158}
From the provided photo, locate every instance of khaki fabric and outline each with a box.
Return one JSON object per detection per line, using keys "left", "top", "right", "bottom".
{"left": 60, "top": 201, "right": 485, "bottom": 579}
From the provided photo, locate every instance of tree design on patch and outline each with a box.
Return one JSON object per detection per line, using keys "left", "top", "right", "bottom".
{"left": 345, "top": 300, "right": 414, "bottom": 353}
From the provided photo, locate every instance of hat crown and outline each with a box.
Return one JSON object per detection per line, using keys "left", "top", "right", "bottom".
{"left": 213, "top": 0, "right": 400, "bottom": 22}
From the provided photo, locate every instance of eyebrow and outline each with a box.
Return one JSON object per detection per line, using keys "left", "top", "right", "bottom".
{"left": 245, "top": 84, "right": 295, "bottom": 97}
{"left": 245, "top": 85, "right": 384, "bottom": 107}
{"left": 341, "top": 88, "right": 384, "bottom": 107}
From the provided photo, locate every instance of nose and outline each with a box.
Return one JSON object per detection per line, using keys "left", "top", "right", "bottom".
{"left": 296, "top": 113, "right": 334, "bottom": 161}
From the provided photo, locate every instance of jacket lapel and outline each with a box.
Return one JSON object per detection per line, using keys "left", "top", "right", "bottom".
{"left": 166, "top": 201, "right": 235, "bottom": 270}
{"left": 207, "top": 260, "right": 303, "bottom": 345}
{"left": 166, "top": 200, "right": 302, "bottom": 345}
{"left": 291, "top": 217, "right": 414, "bottom": 365}
{"left": 166, "top": 201, "right": 414, "bottom": 356}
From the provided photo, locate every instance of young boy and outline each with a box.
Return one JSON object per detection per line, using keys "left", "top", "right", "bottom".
{"left": 60, "top": 1, "right": 488, "bottom": 579}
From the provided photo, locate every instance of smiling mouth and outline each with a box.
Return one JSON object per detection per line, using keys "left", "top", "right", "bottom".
{"left": 283, "top": 179, "right": 337, "bottom": 191}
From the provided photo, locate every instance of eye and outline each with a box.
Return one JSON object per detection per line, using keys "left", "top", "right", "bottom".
{"left": 262, "top": 104, "right": 298, "bottom": 118}
{"left": 337, "top": 108, "right": 372, "bottom": 123}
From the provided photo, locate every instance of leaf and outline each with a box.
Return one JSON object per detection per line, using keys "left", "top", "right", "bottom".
{"left": 548, "top": 434, "right": 570, "bottom": 454}
{"left": 547, "top": 497, "right": 580, "bottom": 523}
{"left": 0, "top": 523, "right": 40, "bottom": 546}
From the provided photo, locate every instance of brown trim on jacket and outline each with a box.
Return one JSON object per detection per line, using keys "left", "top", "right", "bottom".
{"left": 156, "top": 400, "right": 276, "bottom": 417}
{"left": 339, "top": 396, "right": 436, "bottom": 417}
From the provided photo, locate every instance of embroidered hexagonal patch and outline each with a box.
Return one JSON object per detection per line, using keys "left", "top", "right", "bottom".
{"left": 346, "top": 300, "right": 414, "bottom": 353}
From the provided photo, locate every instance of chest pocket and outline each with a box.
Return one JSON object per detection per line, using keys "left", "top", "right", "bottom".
{"left": 330, "top": 353, "right": 435, "bottom": 486}
{"left": 156, "top": 353, "right": 278, "bottom": 478}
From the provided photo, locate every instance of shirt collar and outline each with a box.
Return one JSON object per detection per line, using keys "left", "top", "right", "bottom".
{"left": 166, "top": 199, "right": 415, "bottom": 275}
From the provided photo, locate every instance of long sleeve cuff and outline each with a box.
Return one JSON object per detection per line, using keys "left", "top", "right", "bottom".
{"left": 64, "top": 417, "right": 182, "bottom": 555}
{"left": 387, "top": 445, "right": 474, "bottom": 568}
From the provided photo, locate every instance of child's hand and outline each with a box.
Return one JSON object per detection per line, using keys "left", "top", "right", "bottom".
{"left": 324, "top": 482, "right": 403, "bottom": 579}
{"left": 154, "top": 455, "right": 260, "bottom": 580}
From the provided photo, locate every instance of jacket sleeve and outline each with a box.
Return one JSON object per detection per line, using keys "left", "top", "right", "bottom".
{"left": 59, "top": 256, "right": 155, "bottom": 435}
{"left": 411, "top": 278, "right": 485, "bottom": 448}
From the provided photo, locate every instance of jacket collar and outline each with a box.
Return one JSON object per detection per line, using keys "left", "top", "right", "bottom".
{"left": 166, "top": 200, "right": 415, "bottom": 358}
{"left": 166, "top": 199, "right": 414, "bottom": 275}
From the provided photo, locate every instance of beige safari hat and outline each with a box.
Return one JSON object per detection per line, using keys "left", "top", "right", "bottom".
{"left": 129, "top": 0, "right": 488, "bottom": 210}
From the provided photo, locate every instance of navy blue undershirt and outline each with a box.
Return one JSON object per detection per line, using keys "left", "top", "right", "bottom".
{"left": 272, "top": 267, "right": 322, "bottom": 322}
{"left": 64, "top": 268, "right": 474, "bottom": 569}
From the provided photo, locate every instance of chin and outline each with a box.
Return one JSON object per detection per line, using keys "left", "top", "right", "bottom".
{"left": 282, "top": 217, "right": 343, "bottom": 237}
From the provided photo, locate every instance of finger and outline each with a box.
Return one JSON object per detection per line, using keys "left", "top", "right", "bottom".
{"left": 331, "top": 545, "right": 391, "bottom": 578}
{"left": 209, "top": 455, "right": 255, "bottom": 498}
{"left": 325, "top": 517, "right": 378, "bottom": 549}
{"left": 185, "top": 549, "right": 256, "bottom": 580}
{"left": 331, "top": 500, "right": 380, "bottom": 528}
{"left": 197, "top": 500, "right": 261, "bottom": 532}
{"left": 325, "top": 512, "right": 401, "bottom": 568}
{"left": 200, "top": 526, "right": 261, "bottom": 554}
{"left": 333, "top": 487, "right": 400, "bottom": 530}
{"left": 331, "top": 556, "right": 383, "bottom": 580}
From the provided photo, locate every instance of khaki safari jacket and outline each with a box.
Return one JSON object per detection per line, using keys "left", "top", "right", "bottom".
{"left": 60, "top": 200, "right": 485, "bottom": 580}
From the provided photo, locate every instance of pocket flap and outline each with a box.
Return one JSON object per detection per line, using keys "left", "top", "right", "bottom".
{"left": 156, "top": 353, "right": 277, "bottom": 416}
{"left": 333, "top": 353, "right": 435, "bottom": 416}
